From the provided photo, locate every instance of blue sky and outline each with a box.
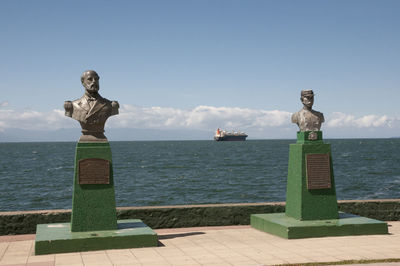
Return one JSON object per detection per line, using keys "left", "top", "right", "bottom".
{"left": 0, "top": 0, "right": 399, "bottom": 140}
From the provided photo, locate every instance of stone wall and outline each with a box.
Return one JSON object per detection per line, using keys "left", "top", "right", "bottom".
{"left": 1, "top": 199, "right": 399, "bottom": 235}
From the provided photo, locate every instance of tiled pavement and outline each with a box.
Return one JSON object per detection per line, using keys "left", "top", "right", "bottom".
{"left": 1, "top": 222, "right": 400, "bottom": 266}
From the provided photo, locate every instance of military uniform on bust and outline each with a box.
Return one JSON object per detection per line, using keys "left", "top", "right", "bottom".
{"left": 64, "top": 70, "right": 119, "bottom": 142}
{"left": 291, "top": 90, "right": 324, "bottom": 132}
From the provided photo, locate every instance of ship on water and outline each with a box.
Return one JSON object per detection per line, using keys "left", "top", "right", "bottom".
{"left": 214, "top": 128, "right": 248, "bottom": 141}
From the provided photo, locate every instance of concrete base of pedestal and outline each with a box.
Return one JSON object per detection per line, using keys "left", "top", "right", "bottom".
{"left": 35, "top": 219, "right": 158, "bottom": 255}
{"left": 250, "top": 212, "right": 388, "bottom": 239}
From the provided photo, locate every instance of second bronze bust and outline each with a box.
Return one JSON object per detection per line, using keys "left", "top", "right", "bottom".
{"left": 291, "top": 90, "right": 324, "bottom": 132}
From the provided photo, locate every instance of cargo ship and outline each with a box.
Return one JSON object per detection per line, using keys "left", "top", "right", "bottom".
{"left": 214, "top": 128, "right": 248, "bottom": 141}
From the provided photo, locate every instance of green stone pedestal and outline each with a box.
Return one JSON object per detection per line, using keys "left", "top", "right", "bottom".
{"left": 35, "top": 141, "right": 158, "bottom": 254}
{"left": 251, "top": 212, "right": 388, "bottom": 239}
{"left": 285, "top": 131, "right": 338, "bottom": 220}
{"left": 251, "top": 131, "right": 388, "bottom": 238}
{"left": 71, "top": 142, "right": 117, "bottom": 232}
{"left": 35, "top": 219, "right": 158, "bottom": 255}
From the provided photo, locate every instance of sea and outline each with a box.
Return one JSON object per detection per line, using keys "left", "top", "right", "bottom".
{"left": 0, "top": 139, "right": 399, "bottom": 212}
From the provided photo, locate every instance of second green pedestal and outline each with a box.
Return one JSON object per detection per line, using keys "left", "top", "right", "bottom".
{"left": 251, "top": 131, "right": 388, "bottom": 238}
{"left": 285, "top": 131, "right": 338, "bottom": 220}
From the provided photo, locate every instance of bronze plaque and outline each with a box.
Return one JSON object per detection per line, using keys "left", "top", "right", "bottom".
{"left": 306, "top": 153, "right": 331, "bottom": 190}
{"left": 79, "top": 158, "right": 110, "bottom": 185}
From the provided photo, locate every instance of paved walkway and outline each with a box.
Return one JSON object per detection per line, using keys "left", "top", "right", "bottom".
{"left": 1, "top": 222, "right": 400, "bottom": 266}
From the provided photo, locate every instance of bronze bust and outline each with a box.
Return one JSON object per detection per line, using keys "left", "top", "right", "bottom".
{"left": 291, "top": 90, "right": 324, "bottom": 132}
{"left": 64, "top": 70, "right": 119, "bottom": 142}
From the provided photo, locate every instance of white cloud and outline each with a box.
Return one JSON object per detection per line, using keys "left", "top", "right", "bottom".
{"left": 108, "top": 104, "right": 292, "bottom": 131}
{"left": 0, "top": 108, "right": 76, "bottom": 131}
{"left": 326, "top": 112, "right": 393, "bottom": 128}
{"left": 0, "top": 101, "right": 9, "bottom": 107}
{"left": 0, "top": 106, "right": 398, "bottom": 137}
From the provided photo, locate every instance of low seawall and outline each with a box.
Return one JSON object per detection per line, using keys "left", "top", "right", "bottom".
{"left": 1, "top": 199, "right": 399, "bottom": 235}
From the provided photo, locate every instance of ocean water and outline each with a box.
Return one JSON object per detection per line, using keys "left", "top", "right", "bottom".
{"left": 0, "top": 139, "right": 399, "bottom": 212}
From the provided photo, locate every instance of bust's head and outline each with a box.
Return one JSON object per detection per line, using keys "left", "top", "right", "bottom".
{"left": 300, "top": 90, "right": 314, "bottom": 109}
{"left": 81, "top": 70, "right": 100, "bottom": 94}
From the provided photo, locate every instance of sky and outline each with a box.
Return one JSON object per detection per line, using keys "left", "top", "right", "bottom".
{"left": 0, "top": 0, "right": 399, "bottom": 141}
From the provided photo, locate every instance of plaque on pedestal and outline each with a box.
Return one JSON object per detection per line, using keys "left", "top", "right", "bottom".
{"left": 79, "top": 158, "right": 110, "bottom": 185}
{"left": 306, "top": 153, "right": 331, "bottom": 190}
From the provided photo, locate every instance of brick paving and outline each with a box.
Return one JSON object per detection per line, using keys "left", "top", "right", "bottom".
{"left": 0, "top": 222, "right": 400, "bottom": 266}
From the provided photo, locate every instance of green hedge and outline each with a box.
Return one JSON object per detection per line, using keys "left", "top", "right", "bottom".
{"left": 0, "top": 199, "right": 399, "bottom": 235}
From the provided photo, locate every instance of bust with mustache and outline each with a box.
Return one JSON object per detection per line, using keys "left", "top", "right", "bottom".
{"left": 64, "top": 70, "right": 119, "bottom": 142}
